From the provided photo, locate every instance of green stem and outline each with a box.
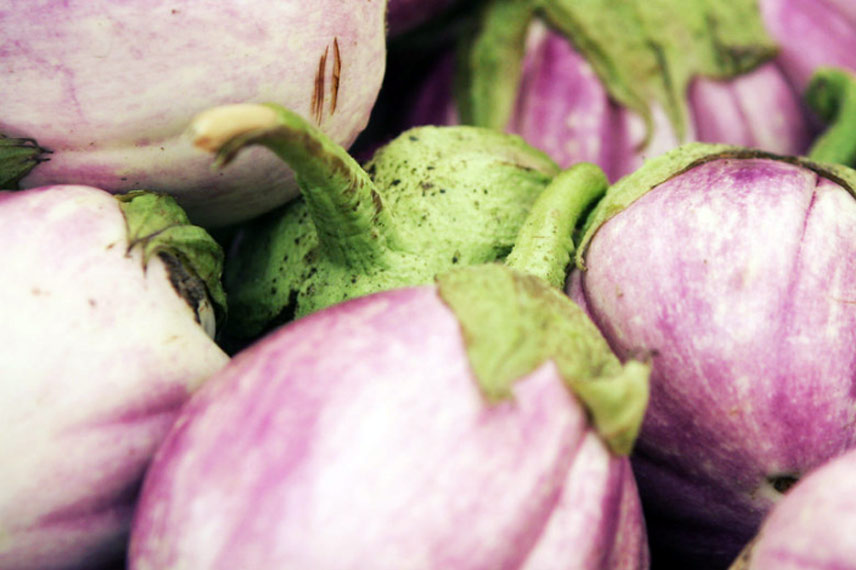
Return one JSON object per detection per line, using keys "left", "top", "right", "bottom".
{"left": 189, "top": 103, "right": 400, "bottom": 270}
{"left": 455, "top": 0, "right": 535, "bottom": 129}
{"left": 806, "top": 67, "right": 856, "bottom": 168}
{"left": 505, "top": 162, "right": 608, "bottom": 288}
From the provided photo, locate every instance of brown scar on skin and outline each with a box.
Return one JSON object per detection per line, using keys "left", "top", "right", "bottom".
{"left": 312, "top": 45, "right": 329, "bottom": 124}
{"left": 330, "top": 37, "right": 341, "bottom": 115}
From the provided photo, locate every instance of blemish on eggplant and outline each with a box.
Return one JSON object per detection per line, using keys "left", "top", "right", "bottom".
{"left": 312, "top": 45, "right": 330, "bottom": 124}
{"left": 330, "top": 37, "right": 341, "bottom": 115}
{"left": 767, "top": 473, "right": 800, "bottom": 494}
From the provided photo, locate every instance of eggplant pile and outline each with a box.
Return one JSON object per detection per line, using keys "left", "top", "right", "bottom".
{"left": 2, "top": 1, "right": 856, "bottom": 569}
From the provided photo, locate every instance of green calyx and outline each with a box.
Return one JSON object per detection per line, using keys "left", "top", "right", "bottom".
{"left": 437, "top": 266, "right": 648, "bottom": 456}
{"left": 805, "top": 67, "right": 856, "bottom": 169}
{"left": 117, "top": 191, "right": 227, "bottom": 326}
{"left": 458, "top": 0, "right": 776, "bottom": 144}
{"left": 0, "top": 135, "right": 49, "bottom": 189}
{"left": 438, "top": 161, "right": 649, "bottom": 455}
{"left": 194, "top": 103, "right": 560, "bottom": 339}
{"left": 574, "top": 142, "right": 856, "bottom": 268}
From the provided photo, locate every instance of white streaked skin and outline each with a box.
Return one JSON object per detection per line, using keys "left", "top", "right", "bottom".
{"left": 0, "top": 185, "right": 229, "bottom": 570}
{"left": 1, "top": 1, "right": 387, "bottom": 227}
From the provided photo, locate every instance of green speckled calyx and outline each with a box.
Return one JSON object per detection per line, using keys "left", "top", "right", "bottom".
{"left": 575, "top": 142, "right": 856, "bottom": 269}
{"left": 805, "top": 67, "right": 856, "bottom": 168}
{"left": 117, "top": 191, "right": 227, "bottom": 324}
{"left": 0, "top": 135, "right": 49, "bottom": 189}
{"left": 436, "top": 164, "right": 649, "bottom": 454}
{"left": 459, "top": 0, "right": 776, "bottom": 143}
{"left": 195, "top": 103, "right": 560, "bottom": 339}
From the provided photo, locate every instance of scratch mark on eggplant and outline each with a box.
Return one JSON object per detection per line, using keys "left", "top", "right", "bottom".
{"left": 312, "top": 45, "right": 329, "bottom": 124}
{"left": 330, "top": 37, "right": 341, "bottom": 115}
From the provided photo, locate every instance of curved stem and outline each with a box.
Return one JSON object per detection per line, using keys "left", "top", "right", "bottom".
{"left": 189, "top": 103, "right": 400, "bottom": 270}
{"left": 806, "top": 67, "right": 856, "bottom": 168}
{"left": 505, "top": 162, "right": 608, "bottom": 288}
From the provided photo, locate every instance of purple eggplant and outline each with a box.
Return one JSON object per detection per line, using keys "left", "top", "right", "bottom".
{"left": 0, "top": 185, "right": 229, "bottom": 570}
{"left": 0, "top": 1, "right": 386, "bottom": 227}
{"left": 567, "top": 141, "right": 856, "bottom": 568}
{"left": 128, "top": 164, "right": 652, "bottom": 569}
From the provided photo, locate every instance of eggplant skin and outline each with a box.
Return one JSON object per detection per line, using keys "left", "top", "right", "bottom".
{"left": 130, "top": 286, "right": 649, "bottom": 570}
{"left": 1, "top": 1, "right": 386, "bottom": 227}
{"left": 571, "top": 156, "right": 856, "bottom": 568}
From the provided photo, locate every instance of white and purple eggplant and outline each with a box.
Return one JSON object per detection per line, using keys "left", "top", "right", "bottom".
{"left": 567, "top": 138, "right": 856, "bottom": 568}
{"left": 402, "top": 0, "right": 825, "bottom": 181}
{"left": 729, "top": 448, "right": 856, "bottom": 570}
{"left": 0, "top": 186, "right": 229, "bottom": 570}
{"left": 0, "top": 1, "right": 387, "bottom": 226}
{"left": 188, "top": 102, "right": 562, "bottom": 341}
{"left": 128, "top": 165, "right": 651, "bottom": 569}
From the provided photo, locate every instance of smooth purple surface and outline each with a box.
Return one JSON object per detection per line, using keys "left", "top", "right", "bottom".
{"left": 129, "top": 286, "right": 648, "bottom": 570}
{"left": 0, "top": 1, "right": 386, "bottom": 227}
{"left": 570, "top": 158, "right": 856, "bottom": 568}
{"left": 742, "top": 449, "right": 856, "bottom": 569}
{"left": 405, "top": 21, "right": 814, "bottom": 183}
{"left": 0, "top": 186, "right": 229, "bottom": 570}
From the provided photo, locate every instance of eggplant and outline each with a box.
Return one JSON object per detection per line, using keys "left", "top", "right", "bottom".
{"left": 0, "top": 1, "right": 387, "bottom": 227}
{"left": 568, "top": 140, "right": 856, "bottom": 568}
{"left": 0, "top": 185, "right": 229, "bottom": 570}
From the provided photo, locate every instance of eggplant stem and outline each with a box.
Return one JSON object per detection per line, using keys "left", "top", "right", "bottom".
{"left": 505, "top": 162, "right": 608, "bottom": 288}
{"left": 189, "top": 103, "right": 401, "bottom": 270}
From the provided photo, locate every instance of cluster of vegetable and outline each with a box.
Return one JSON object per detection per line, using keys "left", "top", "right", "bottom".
{"left": 2, "top": 0, "right": 856, "bottom": 569}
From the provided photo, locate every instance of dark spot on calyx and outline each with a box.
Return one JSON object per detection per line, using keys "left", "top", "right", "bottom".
{"left": 158, "top": 251, "right": 210, "bottom": 325}
{"left": 766, "top": 473, "right": 800, "bottom": 494}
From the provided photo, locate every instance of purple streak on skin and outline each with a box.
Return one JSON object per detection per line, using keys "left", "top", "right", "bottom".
{"left": 689, "top": 61, "right": 816, "bottom": 156}
{"left": 572, "top": 158, "right": 856, "bottom": 568}
{"left": 130, "top": 287, "right": 648, "bottom": 570}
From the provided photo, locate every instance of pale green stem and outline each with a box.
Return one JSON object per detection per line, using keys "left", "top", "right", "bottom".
{"left": 505, "top": 162, "right": 609, "bottom": 288}
{"left": 189, "top": 103, "right": 401, "bottom": 270}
